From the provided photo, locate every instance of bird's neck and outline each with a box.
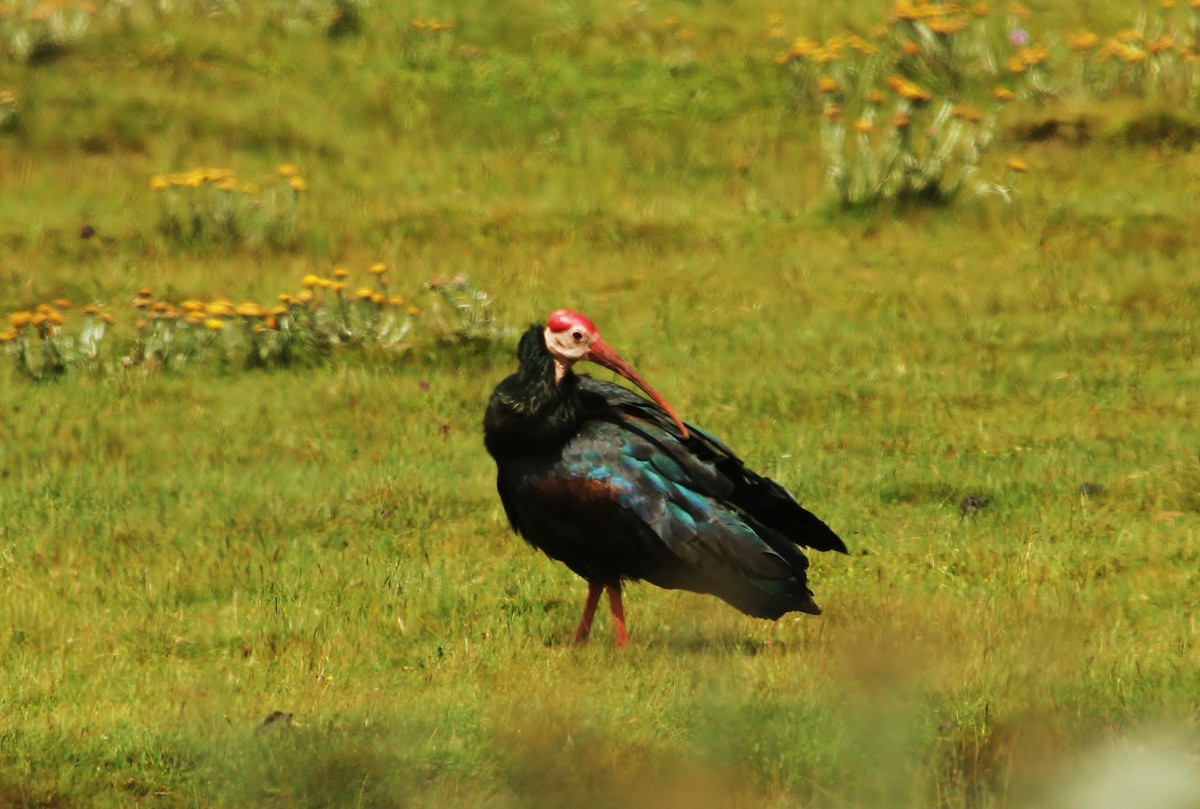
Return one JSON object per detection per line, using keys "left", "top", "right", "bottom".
{"left": 514, "top": 348, "right": 582, "bottom": 440}
{"left": 484, "top": 327, "right": 584, "bottom": 458}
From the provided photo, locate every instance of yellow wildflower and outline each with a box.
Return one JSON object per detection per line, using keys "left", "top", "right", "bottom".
{"left": 1149, "top": 35, "right": 1175, "bottom": 54}
{"left": 277, "top": 163, "right": 299, "bottom": 177}
{"left": 1120, "top": 47, "right": 1147, "bottom": 65}
{"left": 333, "top": 266, "right": 349, "bottom": 279}
{"left": 816, "top": 76, "right": 841, "bottom": 94}
{"left": 0, "top": 329, "right": 17, "bottom": 343}
{"left": 150, "top": 176, "right": 168, "bottom": 191}
{"left": 235, "top": 302, "right": 266, "bottom": 318}
{"left": 992, "top": 86, "right": 1016, "bottom": 101}
{"left": 1020, "top": 44, "right": 1049, "bottom": 66}
{"left": 1006, "top": 156, "right": 1028, "bottom": 173}
{"left": 9, "top": 311, "right": 33, "bottom": 328}
{"left": 204, "top": 318, "right": 225, "bottom": 331}
{"left": 369, "top": 262, "right": 387, "bottom": 275}
{"left": 846, "top": 35, "right": 877, "bottom": 55}
{"left": 897, "top": 79, "right": 932, "bottom": 103}
{"left": 892, "top": 1, "right": 922, "bottom": 21}
{"left": 288, "top": 177, "right": 307, "bottom": 193}
{"left": 789, "top": 36, "right": 819, "bottom": 58}
{"left": 53, "top": 298, "right": 71, "bottom": 309}
{"left": 853, "top": 118, "right": 875, "bottom": 134}
{"left": 928, "top": 17, "right": 968, "bottom": 35}
{"left": 1068, "top": 32, "right": 1098, "bottom": 51}
{"left": 355, "top": 287, "right": 375, "bottom": 300}
{"left": 301, "top": 274, "right": 321, "bottom": 288}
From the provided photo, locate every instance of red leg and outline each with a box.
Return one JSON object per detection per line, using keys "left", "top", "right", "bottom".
{"left": 573, "top": 581, "right": 603, "bottom": 644}
{"left": 605, "top": 583, "right": 629, "bottom": 649}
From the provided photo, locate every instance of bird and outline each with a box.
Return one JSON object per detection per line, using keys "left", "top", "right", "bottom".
{"left": 483, "top": 308, "right": 847, "bottom": 647}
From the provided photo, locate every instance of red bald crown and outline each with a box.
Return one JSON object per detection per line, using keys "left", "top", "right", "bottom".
{"left": 547, "top": 309, "right": 598, "bottom": 336}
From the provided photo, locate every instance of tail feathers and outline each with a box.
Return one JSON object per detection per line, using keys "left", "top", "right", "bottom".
{"left": 648, "top": 565, "right": 821, "bottom": 620}
{"left": 709, "top": 575, "right": 821, "bottom": 620}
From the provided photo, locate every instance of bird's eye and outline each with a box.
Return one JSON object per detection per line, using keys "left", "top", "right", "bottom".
{"left": 571, "top": 330, "right": 584, "bottom": 343}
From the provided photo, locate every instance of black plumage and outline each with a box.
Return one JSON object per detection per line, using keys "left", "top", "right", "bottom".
{"left": 483, "top": 314, "right": 846, "bottom": 645}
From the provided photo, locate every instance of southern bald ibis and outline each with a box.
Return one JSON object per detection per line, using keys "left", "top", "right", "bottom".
{"left": 483, "top": 309, "right": 846, "bottom": 647}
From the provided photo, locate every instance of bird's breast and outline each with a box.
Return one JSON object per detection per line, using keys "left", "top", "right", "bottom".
{"left": 524, "top": 469, "right": 632, "bottom": 519}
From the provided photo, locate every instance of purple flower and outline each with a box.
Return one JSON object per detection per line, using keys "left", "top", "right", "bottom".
{"left": 1008, "top": 28, "right": 1030, "bottom": 46}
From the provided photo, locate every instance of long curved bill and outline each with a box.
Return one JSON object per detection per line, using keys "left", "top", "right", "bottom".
{"left": 586, "top": 338, "right": 690, "bottom": 439}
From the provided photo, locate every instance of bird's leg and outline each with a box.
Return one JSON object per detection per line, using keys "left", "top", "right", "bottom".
{"left": 573, "top": 581, "right": 604, "bottom": 644}
{"left": 605, "top": 583, "right": 629, "bottom": 649}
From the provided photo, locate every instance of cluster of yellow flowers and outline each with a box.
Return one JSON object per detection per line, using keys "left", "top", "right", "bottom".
{"left": 1088, "top": 28, "right": 1194, "bottom": 65}
{"left": 150, "top": 164, "right": 305, "bottom": 248}
{"left": 295, "top": 263, "right": 419, "bottom": 315}
{"left": 1, "top": 299, "right": 113, "bottom": 343}
{"left": 889, "top": 1, "right": 994, "bottom": 23}
{"left": 781, "top": 0, "right": 1200, "bottom": 107}
{"left": 1, "top": 298, "right": 115, "bottom": 378}
{"left": 129, "top": 263, "right": 418, "bottom": 337}
{"left": 149, "top": 164, "right": 307, "bottom": 195}
{"left": 3, "top": 267, "right": 505, "bottom": 379}
{"left": 125, "top": 263, "right": 429, "bottom": 370}
{"left": 775, "top": 2, "right": 1033, "bottom": 206}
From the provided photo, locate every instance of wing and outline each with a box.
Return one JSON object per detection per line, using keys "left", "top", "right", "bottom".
{"left": 577, "top": 377, "right": 848, "bottom": 556}
{"left": 497, "top": 412, "right": 823, "bottom": 618}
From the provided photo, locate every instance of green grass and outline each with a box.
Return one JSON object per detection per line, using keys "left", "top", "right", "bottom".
{"left": 3, "top": 1, "right": 1200, "bottom": 807}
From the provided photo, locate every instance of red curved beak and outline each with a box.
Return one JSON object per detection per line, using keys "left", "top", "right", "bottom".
{"left": 586, "top": 338, "right": 689, "bottom": 439}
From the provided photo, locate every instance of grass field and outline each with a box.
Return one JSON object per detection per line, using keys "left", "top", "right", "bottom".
{"left": 2, "top": 1, "right": 1200, "bottom": 807}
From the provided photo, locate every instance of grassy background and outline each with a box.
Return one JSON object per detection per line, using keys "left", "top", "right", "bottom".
{"left": 2, "top": 1, "right": 1200, "bottom": 806}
